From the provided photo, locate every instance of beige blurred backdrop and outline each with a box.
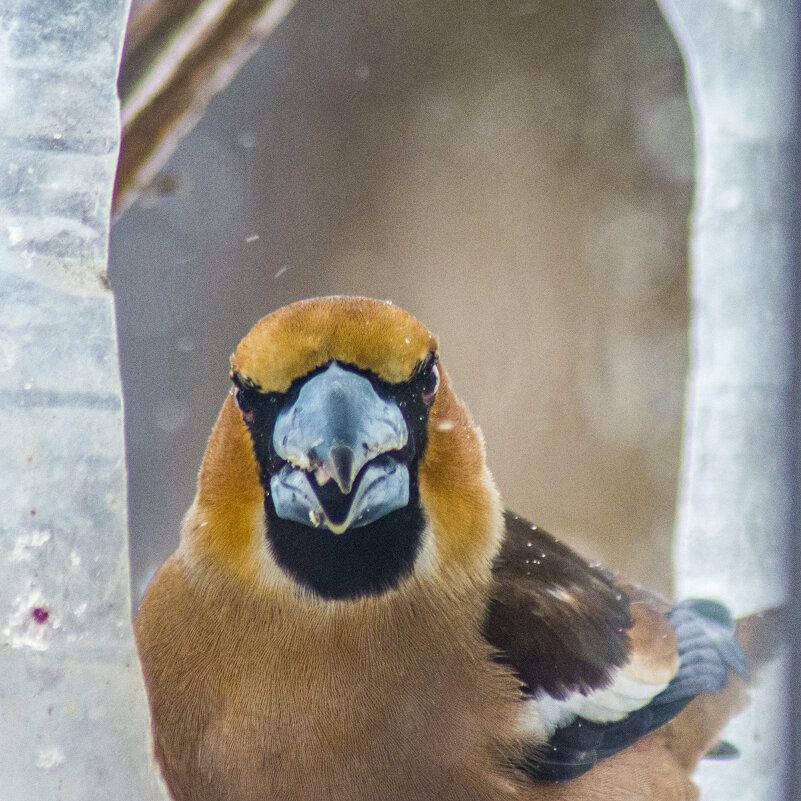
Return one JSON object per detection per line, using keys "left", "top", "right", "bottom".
{"left": 110, "top": 0, "right": 693, "bottom": 603}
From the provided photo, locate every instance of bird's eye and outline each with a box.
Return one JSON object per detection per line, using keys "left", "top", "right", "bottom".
{"left": 233, "top": 385, "right": 257, "bottom": 422}
{"left": 421, "top": 363, "right": 439, "bottom": 405}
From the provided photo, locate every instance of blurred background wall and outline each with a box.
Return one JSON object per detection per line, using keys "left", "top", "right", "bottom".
{"left": 110, "top": 0, "right": 693, "bottom": 603}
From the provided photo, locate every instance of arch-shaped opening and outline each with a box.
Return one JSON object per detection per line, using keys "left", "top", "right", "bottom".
{"left": 111, "top": 0, "right": 695, "bottom": 605}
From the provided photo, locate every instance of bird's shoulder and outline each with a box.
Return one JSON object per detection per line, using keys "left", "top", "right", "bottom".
{"left": 485, "top": 511, "right": 666, "bottom": 699}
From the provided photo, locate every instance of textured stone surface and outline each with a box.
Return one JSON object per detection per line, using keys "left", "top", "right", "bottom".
{"left": 0, "top": 1, "right": 168, "bottom": 797}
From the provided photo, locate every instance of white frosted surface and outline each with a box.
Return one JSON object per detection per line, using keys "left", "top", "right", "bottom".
{"left": 658, "top": 1, "right": 793, "bottom": 799}
{"left": 0, "top": 1, "right": 168, "bottom": 797}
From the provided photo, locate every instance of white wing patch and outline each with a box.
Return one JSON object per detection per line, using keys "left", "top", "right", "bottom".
{"left": 520, "top": 664, "right": 670, "bottom": 737}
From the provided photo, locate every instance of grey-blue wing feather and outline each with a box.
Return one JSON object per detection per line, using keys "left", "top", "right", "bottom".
{"left": 522, "top": 598, "right": 747, "bottom": 782}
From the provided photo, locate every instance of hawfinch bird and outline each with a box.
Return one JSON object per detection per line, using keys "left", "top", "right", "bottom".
{"left": 136, "top": 296, "right": 774, "bottom": 801}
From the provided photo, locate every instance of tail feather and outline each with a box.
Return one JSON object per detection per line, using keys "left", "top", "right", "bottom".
{"left": 735, "top": 606, "right": 784, "bottom": 673}
{"left": 703, "top": 740, "right": 740, "bottom": 759}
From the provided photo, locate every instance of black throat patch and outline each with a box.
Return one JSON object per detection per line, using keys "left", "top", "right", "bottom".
{"left": 264, "top": 483, "right": 426, "bottom": 600}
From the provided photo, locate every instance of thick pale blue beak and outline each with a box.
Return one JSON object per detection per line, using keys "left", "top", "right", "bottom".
{"left": 270, "top": 363, "right": 410, "bottom": 534}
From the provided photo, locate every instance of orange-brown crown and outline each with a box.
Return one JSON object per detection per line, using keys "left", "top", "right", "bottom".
{"left": 231, "top": 296, "right": 437, "bottom": 392}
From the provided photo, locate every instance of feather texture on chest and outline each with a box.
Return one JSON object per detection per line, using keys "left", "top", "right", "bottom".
{"left": 136, "top": 553, "right": 524, "bottom": 801}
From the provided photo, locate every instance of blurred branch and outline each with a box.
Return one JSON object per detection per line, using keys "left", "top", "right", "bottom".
{"left": 113, "top": 0, "right": 297, "bottom": 222}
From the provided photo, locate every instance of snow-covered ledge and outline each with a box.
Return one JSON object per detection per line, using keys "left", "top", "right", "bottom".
{"left": 0, "top": 1, "right": 169, "bottom": 797}
{"left": 657, "top": 1, "right": 794, "bottom": 798}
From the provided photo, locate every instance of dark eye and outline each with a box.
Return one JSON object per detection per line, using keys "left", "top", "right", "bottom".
{"left": 233, "top": 385, "right": 257, "bottom": 422}
{"left": 421, "top": 363, "right": 439, "bottom": 405}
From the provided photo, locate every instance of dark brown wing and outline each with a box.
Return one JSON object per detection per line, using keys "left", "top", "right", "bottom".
{"left": 484, "top": 511, "right": 748, "bottom": 782}
{"left": 483, "top": 511, "right": 635, "bottom": 699}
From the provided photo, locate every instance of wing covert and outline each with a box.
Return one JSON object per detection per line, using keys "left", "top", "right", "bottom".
{"left": 483, "top": 511, "right": 635, "bottom": 699}
{"left": 483, "top": 514, "right": 748, "bottom": 782}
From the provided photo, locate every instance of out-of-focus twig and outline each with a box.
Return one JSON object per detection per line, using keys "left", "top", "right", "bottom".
{"left": 123, "top": 0, "right": 206, "bottom": 60}
{"left": 113, "top": 0, "right": 297, "bottom": 222}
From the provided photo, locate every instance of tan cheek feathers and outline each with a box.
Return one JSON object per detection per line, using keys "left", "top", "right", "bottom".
{"left": 183, "top": 396, "right": 270, "bottom": 588}
{"left": 418, "top": 368, "right": 503, "bottom": 577}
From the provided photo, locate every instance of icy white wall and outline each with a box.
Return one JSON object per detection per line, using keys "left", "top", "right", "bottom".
{"left": 657, "top": 1, "right": 794, "bottom": 799}
{"left": 0, "top": 1, "right": 168, "bottom": 797}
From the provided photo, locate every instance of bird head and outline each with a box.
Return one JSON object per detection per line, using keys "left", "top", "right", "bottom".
{"left": 186, "top": 297, "right": 502, "bottom": 602}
